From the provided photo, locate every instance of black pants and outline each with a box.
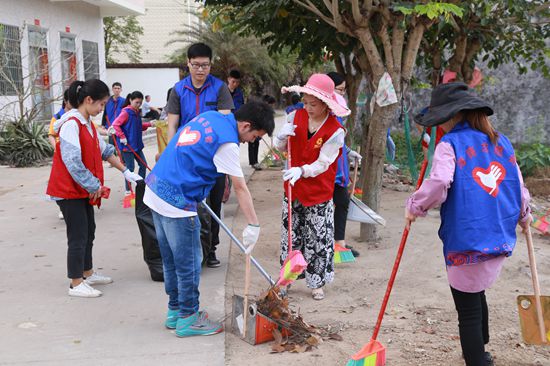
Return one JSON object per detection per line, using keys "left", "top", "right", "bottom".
{"left": 57, "top": 199, "right": 95, "bottom": 279}
{"left": 333, "top": 184, "right": 350, "bottom": 241}
{"left": 198, "top": 175, "right": 226, "bottom": 257}
{"left": 248, "top": 139, "right": 260, "bottom": 165}
{"left": 450, "top": 286, "right": 490, "bottom": 366}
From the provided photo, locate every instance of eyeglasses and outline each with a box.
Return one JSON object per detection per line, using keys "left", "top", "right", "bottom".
{"left": 189, "top": 62, "right": 211, "bottom": 70}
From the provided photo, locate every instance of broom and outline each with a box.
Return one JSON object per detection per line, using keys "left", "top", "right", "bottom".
{"left": 334, "top": 162, "right": 363, "bottom": 265}
{"left": 276, "top": 137, "right": 307, "bottom": 287}
{"left": 347, "top": 159, "right": 428, "bottom": 366}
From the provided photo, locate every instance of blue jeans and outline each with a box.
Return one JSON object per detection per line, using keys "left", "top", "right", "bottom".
{"left": 121, "top": 150, "right": 147, "bottom": 190}
{"left": 151, "top": 211, "right": 202, "bottom": 316}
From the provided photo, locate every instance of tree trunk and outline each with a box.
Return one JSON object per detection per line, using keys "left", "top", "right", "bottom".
{"left": 359, "top": 102, "right": 398, "bottom": 241}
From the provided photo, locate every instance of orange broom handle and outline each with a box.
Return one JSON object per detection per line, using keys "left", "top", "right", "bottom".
{"left": 287, "top": 138, "right": 293, "bottom": 254}
{"left": 371, "top": 158, "right": 427, "bottom": 341}
{"left": 109, "top": 122, "right": 134, "bottom": 195}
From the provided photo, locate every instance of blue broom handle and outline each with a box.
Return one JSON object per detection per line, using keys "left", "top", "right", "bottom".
{"left": 201, "top": 201, "right": 275, "bottom": 286}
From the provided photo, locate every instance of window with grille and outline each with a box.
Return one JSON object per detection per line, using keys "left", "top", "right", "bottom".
{"left": 0, "top": 23, "right": 23, "bottom": 96}
{"left": 60, "top": 34, "right": 77, "bottom": 90}
{"left": 82, "top": 40, "right": 99, "bottom": 80}
{"left": 28, "top": 27, "right": 52, "bottom": 120}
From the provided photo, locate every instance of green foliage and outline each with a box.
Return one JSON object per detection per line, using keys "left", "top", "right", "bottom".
{"left": 387, "top": 131, "right": 424, "bottom": 179}
{"left": 516, "top": 143, "right": 550, "bottom": 177}
{"left": 0, "top": 119, "right": 53, "bottom": 167}
{"left": 167, "top": 12, "right": 325, "bottom": 91}
{"left": 396, "top": 2, "right": 463, "bottom": 20}
{"left": 103, "top": 16, "right": 144, "bottom": 64}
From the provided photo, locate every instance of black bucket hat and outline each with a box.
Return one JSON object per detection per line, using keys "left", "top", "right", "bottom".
{"left": 414, "top": 82, "right": 493, "bottom": 127}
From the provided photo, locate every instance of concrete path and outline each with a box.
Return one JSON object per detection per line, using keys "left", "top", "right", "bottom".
{"left": 0, "top": 113, "right": 284, "bottom": 366}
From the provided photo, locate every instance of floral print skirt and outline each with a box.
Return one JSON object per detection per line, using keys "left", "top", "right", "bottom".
{"left": 280, "top": 197, "right": 335, "bottom": 289}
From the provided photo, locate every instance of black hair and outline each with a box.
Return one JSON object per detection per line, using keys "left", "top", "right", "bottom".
{"left": 112, "top": 82, "right": 122, "bottom": 88}
{"left": 123, "top": 90, "right": 144, "bottom": 108}
{"left": 229, "top": 69, "right": 241, "bottom": 79}
{"left": 187, "top": 42, "right": 212, "bottom": 60}
{"left": 262, "top": 94, "right": 276, "bottom": 105}
{"left": 290, "top": 93, "right": 301, "bottom": 105}
{"left": 327, "top": 71, "right": 345, "bottom": 87}
{"left": 61, "top": 89, "right": 69, "bottom": 108}
{"left": 234, "top": 101, "right": 275, "bottom": 136}
{"left": 166, "top": 87, "right": 173, "bottom": 102}
{"left": 68, "top": 79, "right": 110, "bottom": 108}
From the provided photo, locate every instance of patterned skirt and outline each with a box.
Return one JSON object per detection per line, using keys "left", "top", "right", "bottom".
{"left": 280, "top": 197, "right": 335, "bottom": 289}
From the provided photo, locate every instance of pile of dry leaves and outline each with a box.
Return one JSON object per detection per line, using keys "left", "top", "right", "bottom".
{"left": 256, "top": 286, "right": 343, "bottom": 353}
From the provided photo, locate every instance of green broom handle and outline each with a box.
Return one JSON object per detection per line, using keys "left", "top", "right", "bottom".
{"left": 371, "top": 167, "right": 426, "bottom": 341}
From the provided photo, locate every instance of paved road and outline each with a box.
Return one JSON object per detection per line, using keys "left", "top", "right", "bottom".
{"left": 0, "top": 113, "right": 284, "bottom": 366}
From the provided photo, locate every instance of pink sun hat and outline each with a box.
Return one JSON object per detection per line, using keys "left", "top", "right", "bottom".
{"left": 281, "top": 73, "right": 351, "bottom": 117}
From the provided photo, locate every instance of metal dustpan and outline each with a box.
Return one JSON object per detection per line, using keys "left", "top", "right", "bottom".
{"left": 346, "top": 164, "right": 386, "bottom": 226}
{"left": 517, "top": 227, "right": 550, "bottom": 345}
{"left": 348, "top": 196, "right": 386, "bottom": 226}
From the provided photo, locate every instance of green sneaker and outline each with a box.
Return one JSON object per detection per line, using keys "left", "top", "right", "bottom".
{"left": 175, "top": 312, "right": 223, "bottom": 337}
{"left": 166, "top": 309, "right": 208, "bottom": 329}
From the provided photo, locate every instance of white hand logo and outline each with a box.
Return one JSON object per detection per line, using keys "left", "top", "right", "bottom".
{"left": 176, "top": 127, "right": 201, "bottom": 146}
{"left": 475, "top": 164, "right": 503, "bottom": 195}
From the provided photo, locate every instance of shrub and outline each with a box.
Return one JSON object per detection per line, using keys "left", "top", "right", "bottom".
{"left": 388, "top": 131, "right": 424, "bottom": 178}
{"left": 0, "top": 119, "right": 53, "bottom": 167}
{"left": 516, "top": 142, "right": 550, "bottom": 177}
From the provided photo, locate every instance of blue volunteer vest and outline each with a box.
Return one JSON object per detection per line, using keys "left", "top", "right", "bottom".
{"left": 174, "top": 75, "right": 224, "bottom": 127}
{"left": 145, "top": 111, "right": 239, "bottom": 212}
{"left": 231, "top": 87, "right": 244, "bottom": 111}
{"left": 104, "top": 96, "right": 125, "bottom": 126}
{"left": 439, "top": 122, "right": 521, "bottom": 266}
{"left": 119, "top": 106, "right": 144, "bottom": 152}
{"left": 54, "top": 107, "right": 65, "bottom": 120}
{"left": 335, "top": 116, "right": 350, "bottom": 187}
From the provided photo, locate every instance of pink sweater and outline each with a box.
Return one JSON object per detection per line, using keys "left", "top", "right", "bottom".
{"left": 406, "top": 141, "right": 531, "bottom": 293}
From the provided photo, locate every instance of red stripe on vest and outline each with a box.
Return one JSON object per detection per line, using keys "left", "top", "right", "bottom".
{"left": 46, "top": 117, "right": 104, "bottom": 199}
{"left": 285, "top": 109, "right": 342, "bottom": 206}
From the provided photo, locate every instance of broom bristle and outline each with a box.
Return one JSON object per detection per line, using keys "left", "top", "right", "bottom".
{"left": 334, "top": 244, "right": 355, "bottom": 263}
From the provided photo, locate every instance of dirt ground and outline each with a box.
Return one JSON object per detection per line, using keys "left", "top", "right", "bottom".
{"left": 224, "top": 169, "right": 550, "bottom": 366}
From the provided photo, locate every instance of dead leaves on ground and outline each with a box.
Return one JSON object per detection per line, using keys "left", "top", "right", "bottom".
{"left": 257, "top": 286, "right": 343, "bottom": 354}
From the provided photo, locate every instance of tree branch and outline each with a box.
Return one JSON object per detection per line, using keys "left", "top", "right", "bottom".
{"left": 378, "top": 21, "right": 394, "bottom": 72}
{"left": 401, "top": 22, "right": 425, "bottom": 82}
{"left": 293, "top": 0, "right": 336, "bottom": 28}
{"left": 351, "top": 0, "right": 363, "bottom": 26}
{"left": 391, "top": 25, "right": 405, "bottom": 76}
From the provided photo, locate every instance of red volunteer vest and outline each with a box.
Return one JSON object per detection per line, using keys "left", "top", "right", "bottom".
{"left": 285, "top": 109, "right": 342, "bottom": 206}
{"left": 46, "top": 117, "right": 104, "bottom": 199}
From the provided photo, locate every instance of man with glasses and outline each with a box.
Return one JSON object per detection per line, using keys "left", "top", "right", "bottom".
{"left": 165, "top": 43, "right": 234, "bottom": 268}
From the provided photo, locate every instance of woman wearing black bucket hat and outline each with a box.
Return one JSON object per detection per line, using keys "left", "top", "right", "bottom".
{"left": 405, "top": 82, "right": 532, "bottom": 366}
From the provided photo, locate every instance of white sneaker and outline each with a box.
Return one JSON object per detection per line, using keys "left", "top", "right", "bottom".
{"left": 68, "top": 282, "right": 102, "bottom": 298}
{"left": 84, "top": 272, "right": 113, "bottom": 286}
{"left": 58, "top": 211, "right": 64, "bottom": 220}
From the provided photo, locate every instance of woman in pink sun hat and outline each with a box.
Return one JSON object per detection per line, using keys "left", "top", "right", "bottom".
{"left": 274, "top": 73, "right": 350, "bottom": 300}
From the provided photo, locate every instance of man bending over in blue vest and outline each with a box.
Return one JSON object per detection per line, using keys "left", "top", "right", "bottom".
{"left": 165, "top": 42, "right": 235, "bottom": 268}
{"left": 144, "top": 101, "right": 275, "bottom": 337}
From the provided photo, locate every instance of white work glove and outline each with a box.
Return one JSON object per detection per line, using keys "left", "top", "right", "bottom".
{"left": 149, "top": 120, "right": 157, "bottom": 127}
{"left": 123, "top": 169, "right": 143, "bottom": 182}
{"left": 107, "top": 126, "right": 116, "bottom": 136}
{"left": 276, "top": 122, "right": 297, "bottom": 140}
{"left": 348, "top": 150, "right": 362, "bottom": 162}
{"left": 120, "top": 137, "right": 128, "bottom": 145}
{"left": 283, "top": 166, "right": 303, "bottom": 186}
{"left": 242, "top": 224, "right": 260, "bottom": 255}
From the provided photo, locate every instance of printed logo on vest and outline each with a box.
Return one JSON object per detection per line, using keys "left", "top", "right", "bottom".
{"left": 472, "top": 161, "right": 506, "bottom": 197}
{"left": 176, "top": 126, "right": 201, "bottom": 146}
{"left": 314, "top": 137, "right": 323, "bottom": 149}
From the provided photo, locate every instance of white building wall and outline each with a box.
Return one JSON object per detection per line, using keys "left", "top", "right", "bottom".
{"left": 106, "top": 67, "right": 179, "bottom": 108}
{"left": 0, "top": 1, "right": 106, "bottom": 120}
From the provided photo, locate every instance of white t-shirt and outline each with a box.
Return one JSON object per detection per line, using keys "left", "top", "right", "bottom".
{"left": 143, "top": 142, "right": 244, "bottom": 218}
{"left": 141, "top": 101, "right": 151, "bottom": 116}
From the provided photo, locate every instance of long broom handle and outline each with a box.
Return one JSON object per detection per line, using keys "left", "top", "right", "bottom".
{"left": 351, "top": 161, "right": 359, "bottom": 195}
{"left": 371, "top": 159, "right": 427, "bottom": 341}
{"left": 201, "top": 201, "right": 275, "bottom": 286}
{"left": 525, "top": 226, "right": 547, "bottom": 343}
{"left": 287, "top": 138, "right": 293, "bottom": 254}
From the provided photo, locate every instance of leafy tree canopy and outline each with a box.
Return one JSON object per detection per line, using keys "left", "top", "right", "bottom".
{"left": 103, "top": 16, "right": 144, "bottom": 64}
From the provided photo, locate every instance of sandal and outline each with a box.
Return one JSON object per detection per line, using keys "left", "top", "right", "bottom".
{"left": 311, "top": 288, "right": 324, "bottom": 300}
